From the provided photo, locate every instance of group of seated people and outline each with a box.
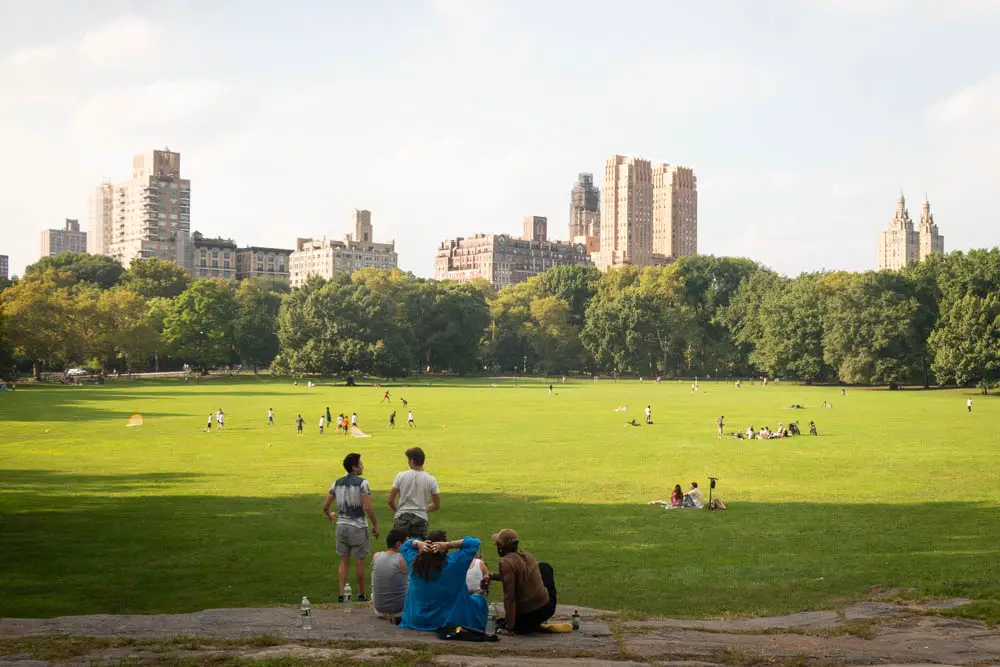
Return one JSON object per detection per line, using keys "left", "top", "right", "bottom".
{"left": 370, "top": 527, "right": 558, "bottom": 636}
{"left": 648, "top": 481, "right": 703, "bottom": 509}
{"left": 740, "top": 421, "right": 813, "bottom": 439}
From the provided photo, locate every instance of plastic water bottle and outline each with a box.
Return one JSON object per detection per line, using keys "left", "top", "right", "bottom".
{"left": 571, "top": 609, "right": 580, "bottom": 631}
{"left": 300, "top": 596, "right": 312, "bottom": 630}
{"left": 343, "top": 583, "right": 352, "bottom": 612}
{"left": 486, "top": 604, "right": 496, "bottom": 635}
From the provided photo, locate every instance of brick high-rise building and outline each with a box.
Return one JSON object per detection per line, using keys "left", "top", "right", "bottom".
{"left": 40, "top": 219, "right": 88, "bottom": 258}
{"left": 877, "top": 193, "right": 943, "bottom": 270}
{"left": 652, "top": 164, "right": 698, "bottom": 260}
{"left": 91, "top": 149, "right": 192, "bottom": 270}
{"left": 598, "top": 155, "right": 653, "bottom": 271}
{"left": 435, "top": 216, "right": 592, "bottom": 291}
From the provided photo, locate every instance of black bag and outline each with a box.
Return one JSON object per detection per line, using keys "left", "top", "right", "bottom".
{"left": 436, "top": 624, "right": 499, "bottom": 642}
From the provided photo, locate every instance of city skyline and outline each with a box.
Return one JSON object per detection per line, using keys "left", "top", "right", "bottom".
{"left": 3, "top": 1, "right": 1000, "bottom": 278}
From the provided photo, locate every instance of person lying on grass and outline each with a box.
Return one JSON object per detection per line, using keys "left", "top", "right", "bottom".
{"left": 399, "top": 530, "right": 488, "bottom": 633}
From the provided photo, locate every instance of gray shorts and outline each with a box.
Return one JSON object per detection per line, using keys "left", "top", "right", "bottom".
{"left": 335, "top": 524, "right": 370, "bottom": 558}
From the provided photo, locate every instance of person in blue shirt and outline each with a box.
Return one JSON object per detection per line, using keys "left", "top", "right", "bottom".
{"left": 399, "top": 530, "right": 488, "bottom": 632}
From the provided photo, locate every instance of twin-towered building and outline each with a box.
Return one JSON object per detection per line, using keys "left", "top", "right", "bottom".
{"left": 877, "top": 194, "right": 944, "bottom": 271}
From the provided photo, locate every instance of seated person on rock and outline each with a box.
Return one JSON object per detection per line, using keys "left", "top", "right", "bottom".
{"left": 371, "top": 528, "right": 409, "bottom": 620}
{"left": 491, "top": 528, "right": 557, "bottom": 634}
{"left": 399, "top": 530, "right": 488, "bottom": 632}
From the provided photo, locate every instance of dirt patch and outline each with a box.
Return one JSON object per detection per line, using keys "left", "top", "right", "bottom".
{"left": 1, "top": 601, "right": 996, "bottom": 666}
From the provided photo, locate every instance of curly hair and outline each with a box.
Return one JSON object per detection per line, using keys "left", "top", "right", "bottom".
{"left": 412, "top": 530, "right": 447, "bottom": 581}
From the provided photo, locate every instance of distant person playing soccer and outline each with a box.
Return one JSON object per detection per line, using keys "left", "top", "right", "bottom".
{"left": 382, "top": 390, "right": 391, "bottom": 404}
{"left": 216, "top": 409, "right": 225, "bottom": 430}
{"left": 548, "top": 384, "right": 553, "bottom": 396}
{"left": 351, "top": 412, "right": 358, "bottom": 430}
{"left": 336, "top": 413, "right": 344, "bottom": 433}
{"left": 296, "top": 414, "right": 304, "bottom": 435}
{"left": 967, "top": 398, "right": 973, "bottom": 413}
{"left": 407, "top": 410, "right": 415, "bottom": 428}
{"left": 324, "top": 453, "right": 380, "bottom": 603}
{"left": 645, "top": 405, "right": 652, "bottom": 424}
{"left": 205, "top": 413, "right": 213, "bottom": 432}
{"left": 841, "top": 387, "right": 846, "bottom": 397}
{"left": 388, "top": 447, "right": 439, "bottom": 538}
{"left": 267, "top": 408, "right": 275, "bottom": 426}
{"left": 717, "top": 416, "right": 724, "bottom": 440}
{"left": 326, "top": 406, "right": 332, "bottom": 426}
{"left": 401, "top": 397, "right": 408, "bottom": 408}
{"left": 389, "top": 411, "right": 396, "bottom": 428}
{"left": 319, "top": 414, "right": 325, "bottom": 435}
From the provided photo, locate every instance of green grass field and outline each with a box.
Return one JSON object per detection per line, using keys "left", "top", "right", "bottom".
{"left": 2, "top": 377, "right": 998, "bottom": 622}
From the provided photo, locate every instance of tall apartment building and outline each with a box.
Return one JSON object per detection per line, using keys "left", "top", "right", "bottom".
{"left": 289, "top": 209, "right": 398, "bottom": 287}
{"left": 652, "top": 164, "right": 698, "bottom": 259}
{"left": 40, "top": 219, "right": 88, "bottom": 258}
{"left": 191, "top": 232, "right": 237, "bottom": 280}
{"left": 877, "top": 194, "right": 943, "bottom": 270}
{"left": 0, "top": 255, "right": 8, "bottom": 280}
{"left": 598, "top": 155, "right": 653, "bottom": 271}
{"left": 435, "top": 216, "right": 593, "bottom": 290}
{"left": 90, "top": 149, "right": 192, "bottom": 270}
{"left": 569, "top": 173, "right": 601, "bottom": 241}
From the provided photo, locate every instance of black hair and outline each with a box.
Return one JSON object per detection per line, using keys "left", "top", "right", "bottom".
{"left": 343, "top": 453, "right": 362, "bottom": 474}
{"left": 406, "top": 447, "right": 426, "bottom": 466}
{"left": 413, "top": 529, "right": 447, "bottom": 581}
{"left": 386, "top": 528, "right": 407, "bottom": 549}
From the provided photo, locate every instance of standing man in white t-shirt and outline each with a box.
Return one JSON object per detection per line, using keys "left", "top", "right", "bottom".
{"left": 387, "top": 447, "right": 439, "bottom": 538}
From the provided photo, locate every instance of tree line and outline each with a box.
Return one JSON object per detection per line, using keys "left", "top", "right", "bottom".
{"left": 1, "top": 250, "right": 998, "bottom": 392}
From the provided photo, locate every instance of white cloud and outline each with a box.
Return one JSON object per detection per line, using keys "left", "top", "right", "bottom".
{"left": 76, "top": 16, "right": 158, "bottom": 69}
{"left": 76, "top": 79, "right": 235, "bottom": 131}
{"left": 618, "top": 50, "right": 783, "bottom": 113}
{"left": 428, "top": 0, "right": 500, "bottom": 32}
{"left": 926, "top": 73, "right": 1000, "bottom": 130}
{"left": 814, "top": 0, "right": 1000, "bottom": 20}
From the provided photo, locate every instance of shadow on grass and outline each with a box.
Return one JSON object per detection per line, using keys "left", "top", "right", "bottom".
{"left": 2, "top": 470, "right": 998, "bottom": 620}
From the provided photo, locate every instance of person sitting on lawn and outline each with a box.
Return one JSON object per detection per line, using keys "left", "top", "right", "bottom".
{"left": 809, "top": 421, "right": 818, "bottom": 436}
{"left": 683, "top": 482, "right": 703, "bottom": 508}
{"left": 399, "top": 530, "right": 488, "bottom": 632}
{"left": 491, "top": 528, "right": 556, "bottom": 634}
{"left": 371, "top": 528, "right": 409, "bottom": 620}
{"left": 647, "top": 484, "right": 685, "bottom": 509}
{"left": 746, "top": 425, "right": 756, "bottom": 439}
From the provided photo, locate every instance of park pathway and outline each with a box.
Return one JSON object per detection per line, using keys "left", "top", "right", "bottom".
{"left": 2, "top": 600, "right": 999, "bottom": 665}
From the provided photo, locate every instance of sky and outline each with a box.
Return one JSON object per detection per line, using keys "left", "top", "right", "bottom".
{"left": 1, "top": 0, "right": 999, "bottom": 279}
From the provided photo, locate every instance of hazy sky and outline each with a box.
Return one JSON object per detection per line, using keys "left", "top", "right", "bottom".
{"left": 2, "top": 0, "right": 999, "bottom": 278}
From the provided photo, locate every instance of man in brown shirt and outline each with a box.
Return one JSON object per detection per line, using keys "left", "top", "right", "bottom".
{"left": 491, "top": 528, "right": 556, "bottom": 633}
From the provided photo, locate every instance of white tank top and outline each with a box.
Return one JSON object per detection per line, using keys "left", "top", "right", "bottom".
{"left": 466, "top": 558, "right": 485, "bottom": 592}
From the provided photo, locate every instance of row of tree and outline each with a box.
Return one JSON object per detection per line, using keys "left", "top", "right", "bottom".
{"left": 1, "top": 249, "right": 998, "bottom": 391}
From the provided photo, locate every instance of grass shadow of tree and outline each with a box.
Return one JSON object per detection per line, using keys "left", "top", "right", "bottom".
{"left": 2, "top": 474, "right": 998, "bottom": 620}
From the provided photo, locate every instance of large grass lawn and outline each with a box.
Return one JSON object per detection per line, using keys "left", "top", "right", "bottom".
{"left": 1, "top": 377, "right": 998, "bottom": 621}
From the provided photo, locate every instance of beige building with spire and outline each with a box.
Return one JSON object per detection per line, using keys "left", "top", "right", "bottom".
{"left": 877, "top": 194, "right": 943, "bottom": 270}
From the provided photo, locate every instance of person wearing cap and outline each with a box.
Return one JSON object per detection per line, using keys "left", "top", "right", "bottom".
{"left": 491, "top": 528, "right": 557, "bottom": 634}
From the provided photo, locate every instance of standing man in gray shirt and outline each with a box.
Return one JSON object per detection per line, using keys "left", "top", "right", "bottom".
{"left": 324, "top": 452, "right": 380, "bottom": 602}
{"left": 387, "top": 447, "right": 440, "bottom": 538}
